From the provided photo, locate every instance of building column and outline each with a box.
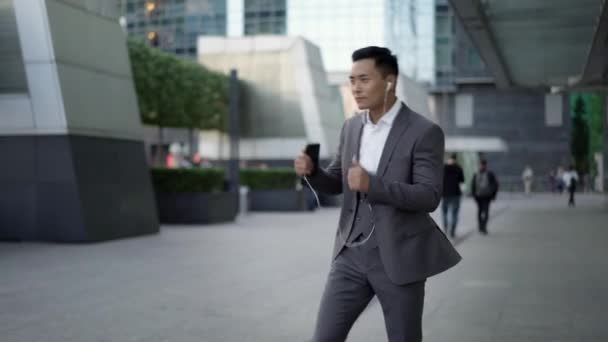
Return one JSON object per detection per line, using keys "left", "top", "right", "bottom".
{"left": 0, "top": 0, "right": 158, "bottom": 242}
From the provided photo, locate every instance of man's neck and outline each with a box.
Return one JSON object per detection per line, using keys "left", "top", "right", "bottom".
{"left": 369, "top": 97, "right": 397, "bottom": 124}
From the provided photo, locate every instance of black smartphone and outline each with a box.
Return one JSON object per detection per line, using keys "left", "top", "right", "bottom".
{"left": 305, "top": 143, "right": 320, "bottom": 173}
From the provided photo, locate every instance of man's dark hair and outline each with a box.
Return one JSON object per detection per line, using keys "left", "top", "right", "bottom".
{"left": 352, "top": 46, "right": 399, "bottom": 77}
{"left": 480, "top": 159, "right": 488, "bottom": 166}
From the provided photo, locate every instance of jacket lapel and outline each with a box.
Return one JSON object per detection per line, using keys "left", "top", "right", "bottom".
{"left": 376, "top": 103, "right": 412, "bottom": 177}
{"left": 350, "top": 114, "right": 365, "bottom": 162}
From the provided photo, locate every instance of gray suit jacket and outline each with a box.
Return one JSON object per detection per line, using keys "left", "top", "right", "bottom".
{"left": 308, "top": 102, "right": 461, "bottom": 285}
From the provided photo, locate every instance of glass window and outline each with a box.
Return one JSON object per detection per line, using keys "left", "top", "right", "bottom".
{"left": 545, "top": 95, "right": 563, "bottom": 127}
{"left": 436, "top": 4, "right": 449, "bottom": 12}
{"left": 455, "top": 94, "right": 474, "bottom": 127}
{"left": 467, "top": 48, "right": 483, "bottom": 69}
{"left": 244, "top": 0, "right": 286, "bottom": 35}
{"left": 436, "top": 37, "right": 450, "bottom": 44}
{"left": 436, "top": 15, "right": 451, "bottom": 37}
{"left": 436, "top": 39, "right": 453, "bottom": 68}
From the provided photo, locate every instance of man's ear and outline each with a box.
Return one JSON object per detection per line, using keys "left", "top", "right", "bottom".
{"left": 386, "top": 76, "right": 396, "bottom": 91}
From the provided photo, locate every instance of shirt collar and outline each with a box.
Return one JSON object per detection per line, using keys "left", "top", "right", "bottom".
{"left": 364, "top": 99, "right": 402, "bottom": 126}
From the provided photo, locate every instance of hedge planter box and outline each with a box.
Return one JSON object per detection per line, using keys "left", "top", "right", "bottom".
{"left": 248, "top": 189, "right": 307, "bottom": 212}
{"left": 155, "top": 191, "right": 238, "bottom": 224}
{"left": 240, "top": 168, "right": 309, "bottom": 212}
{"left": 151, "top": 168, "right": 237, "bottom": 224}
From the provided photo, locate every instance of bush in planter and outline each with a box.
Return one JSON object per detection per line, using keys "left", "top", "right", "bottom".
{"left": 239, "top": 168, "right": 297, "bottom": 190}
{"left": 240, "top": 168, "right": 307, "bottom": 211}
{"left": 150, "top": 168, "right": 236, "bottom": 223}
{"left": 151, "top": 168, "right": 225, "bottom": 193}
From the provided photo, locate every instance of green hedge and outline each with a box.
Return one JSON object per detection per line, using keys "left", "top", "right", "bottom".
{"left": 128, "top": 37, "right": 229, "bottom": 130}
{"left": 150, "top": 168, "right": 298, "bottom": 193}
{"left": 151, "top": 168, "right": 225, "bottom": 193}
{"left": 240, "top": 168, "right": 298, "bottom": 190}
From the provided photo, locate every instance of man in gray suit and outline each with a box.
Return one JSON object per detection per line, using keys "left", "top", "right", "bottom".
{"left": 294, "top": 47, "right": 461, "bottom": 341}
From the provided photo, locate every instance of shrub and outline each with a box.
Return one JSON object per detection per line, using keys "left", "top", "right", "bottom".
{"left": 240, "top": 168, "right": 298, "bottom": 190}
{"left": 151, "top": 168, "right": 225, "bottom": 193}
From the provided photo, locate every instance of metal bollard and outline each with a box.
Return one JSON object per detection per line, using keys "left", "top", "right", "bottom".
{"left": 239, "top": 186, "right": 249, "bottom": 216}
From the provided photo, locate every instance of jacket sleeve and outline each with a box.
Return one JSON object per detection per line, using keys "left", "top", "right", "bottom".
{"left": 366, "top": 124, "right": 444, "bottom": 212}
{"left": 458, "top": 166, "right": 465, "bottom": 184}
{"left": 471, "top": 174, "right": 477, "bottom": 198}
{"left": 491, "top": 172, "right": 499, "bottom": 199}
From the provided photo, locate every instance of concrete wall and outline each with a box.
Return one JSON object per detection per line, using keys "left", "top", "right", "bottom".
{"left": 47, "top": 0, "right": 142, "bottom": 140}
{"left": 605, "top": 95, "right": 608, "bottom": 195}
{"left": 0, "top": 0, "right": 141, "bottom": 139}
{"left": 0, "top": 0, "right": 158, "bottom": 242}
{"left": 0, "top": 0, "right": 27, "bottom": 93}
{"left": 197, "top": 36, "right": 343, "bottom": 159}
{"left": 396, "top": 74, "right": 434, "bottom": 121}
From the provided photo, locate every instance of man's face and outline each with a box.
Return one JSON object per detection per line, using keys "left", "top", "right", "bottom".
{"left": 350, "top": 59, "right": 386, "bottom": 111}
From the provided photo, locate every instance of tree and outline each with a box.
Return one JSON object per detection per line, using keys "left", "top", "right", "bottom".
{"left": 127, "top": 37, "right": 231, "bottom": 163}
{"left": 571, "top": 96, "right": 590, "bottom": 175}
{"left": 127, "top": 37, "right": 229, "bottom": 131}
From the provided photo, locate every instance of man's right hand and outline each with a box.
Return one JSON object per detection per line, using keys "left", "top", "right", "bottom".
{"left": 294, "top": 151, "right": 314, "bottom": 176}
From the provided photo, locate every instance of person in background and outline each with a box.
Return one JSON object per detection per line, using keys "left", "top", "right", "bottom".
{"left": 562, "top": 165, "right": 579, "bottom": 207}
{"left": 522, "top": 165, "right": 534, "bottom": 195}
{"left": 556, "top": 166, "right": 565, "bottom": 194}
{"left": 442, "top": 153, "right": 465, "bottom": 238}
{"left": 471, "top": 159, "right": 499, "bottom": 235}
{"left": 548, "top": 170, "right": 557, "bottom": 193}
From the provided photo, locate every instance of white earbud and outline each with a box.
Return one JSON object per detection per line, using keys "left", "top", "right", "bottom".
{"left": 386, "top": 81, "right": 392, "bottom": 92}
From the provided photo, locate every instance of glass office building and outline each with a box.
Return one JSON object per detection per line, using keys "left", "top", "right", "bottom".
{"left": 287, "top": 0, "right": 433, "bottom": 80}
{"left": 248, "top": 0, "right": 432, "bottom": 81}
{"left": 120, "top": 0, "right": 433, "bottom": 81}
{"left": 119, "top": 0, "right": 227, "bottom": 58}
{"left": 434, "top": 0, "right": 488, "bottom": 87}
{"left": 118, "top": 0, "right": 287, "bottom": 58}
{"left": 243, "top": 0, "right": 286, "bottom": 35}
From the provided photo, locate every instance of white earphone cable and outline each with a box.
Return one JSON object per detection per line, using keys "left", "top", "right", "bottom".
{"left": 302, "top": 175, "right": 321, "bottom": 209}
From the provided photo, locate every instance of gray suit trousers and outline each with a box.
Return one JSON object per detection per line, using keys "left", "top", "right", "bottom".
{"left": 312, "top": 237, "right": 426, "bottom": 342}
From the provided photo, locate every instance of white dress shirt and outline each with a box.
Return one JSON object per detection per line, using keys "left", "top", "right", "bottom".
{"left": 358, "top": 100, "right": 402, "bottom": 175}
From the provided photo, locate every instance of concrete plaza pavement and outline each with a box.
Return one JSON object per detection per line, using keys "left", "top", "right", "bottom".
{"left": 1, "top": 193, "right": 607, "bottom": 341}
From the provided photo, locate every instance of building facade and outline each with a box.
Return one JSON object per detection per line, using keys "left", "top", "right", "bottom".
{"left": 197, "top": 36, "right": 344, "bottom": 161}
{"left": 120, "top": 0, "right": 431, "bottom": 80}
{"left": 431, "top": 0, "right": 572, "bottom": 190}
{"left": 1, "top": 0, "right": 158, "bottom": 242}
{"left": 119, "top": 0, "right": 227, "bottom": 58}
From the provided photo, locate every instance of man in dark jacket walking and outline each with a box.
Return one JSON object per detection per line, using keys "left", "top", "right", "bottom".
{"left": 471, "top": 159, "right": 499, "bottom": 235}
{"left": 442, "top": 153, "right": 465, "bottom": 238}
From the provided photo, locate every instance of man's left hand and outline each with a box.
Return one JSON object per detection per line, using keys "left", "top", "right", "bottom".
{"left": 348, "top": 159, "right": 370, "bottom": 193}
